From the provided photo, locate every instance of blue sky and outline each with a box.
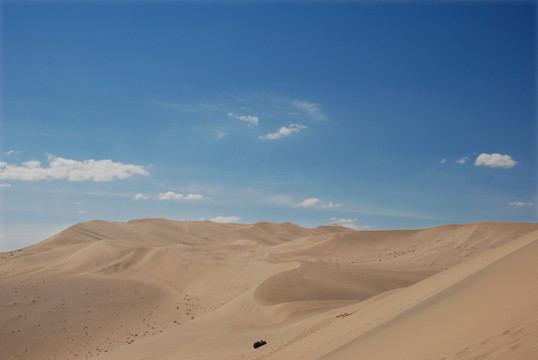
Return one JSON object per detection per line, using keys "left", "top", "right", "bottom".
{"left": 0, "top": 1, "right": 536, "bottom": 250}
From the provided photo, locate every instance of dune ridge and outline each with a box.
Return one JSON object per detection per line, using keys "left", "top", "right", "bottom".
{"left": 1, "top": 219, "right": 537, "bottom": 359}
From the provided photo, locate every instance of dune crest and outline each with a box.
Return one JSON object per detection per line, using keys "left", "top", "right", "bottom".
{"left": 1, "top": 220, "right": 536, "bottom": 359}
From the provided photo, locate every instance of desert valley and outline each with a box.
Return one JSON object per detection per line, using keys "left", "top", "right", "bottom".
{"left": 1, "top": 219, "right": 537, "bottom": 360}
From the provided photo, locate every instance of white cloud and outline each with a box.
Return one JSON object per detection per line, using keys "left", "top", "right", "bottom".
{"left": 259, "top": 123, "right": 306, "bottom": 140}
{"left": 322, "top": 201, "right": 342, "bottom": 209}
{"left": 0, "top": 155, "right": 149, "bottom": 182}
{"left": 216, "top": 130, "right": 229, "bottom": 139}
{"left": 157, "top": 191, "right": 205, "bottom": 200}
{"left": 440, "top": 158, "right": 447, "bottom": 164}
{"left": 228, "top": 112, "right": 259, "bottom": 126}
{"left": 5, "top": 150, "right": 21, "bottom": 156}
{"left": 293, "top": 101, "right": 326, "bottom": 121}
{"left": 330, "top": 217, "right": 370, "bottom": 230}
{"left": 474, "top": 153, "right": 517, "bottom": 168}
{"left": 456, "top": 156, "right": 469, "bottom": 165}
{"left": 0, "top": 183, "right": 12, "bottom": 188}
{"left": 296, "top": 198, "right": 320, "bottom": 207}
{"left": 261, "top": 193, "right": 338, "bottom": 209}
{"left": 208, "top": 216, "right": 241, "bottom": 223}
{"left": 158, "top": 192, "right": 184, "bottom": 200}
{"left": 330, "top": 217, "right": 357, "bottom": 224}
{"left": 134, "top": 193, "right": 147, "bottom": 200}
{"left": 185, "top": 193, "right": 205, "bottom": 200}
{"left": 509, "top": 201, "right": 534, "bottom": 207}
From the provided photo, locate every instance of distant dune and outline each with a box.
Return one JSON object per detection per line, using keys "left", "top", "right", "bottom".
{"left": 1, "top": 219, "right": 537, "bottom": 359}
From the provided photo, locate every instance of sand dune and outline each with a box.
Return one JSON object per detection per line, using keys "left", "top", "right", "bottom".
{"left": 318, "top": 229, "right": 538, "bottom": 360}
{"left": 1, "top": 219, "right": 537, "bottom": 359}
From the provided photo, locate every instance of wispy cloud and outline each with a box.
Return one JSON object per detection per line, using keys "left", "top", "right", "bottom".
{"left": 185, "top": 194, "right": 205, "bottom": 200}
{"left": 509, "top": 201, "right": 534, "bottom": 207}
{"left": 157, "top": 191, "right": 205, "bottom": 200}
{"left": 259, "top": 123, "right": 306, "bottom": 140}
{"left": 440, "top": 158, "right": 447, "bottom": 164}
{"left": 322, "top": 201, "right": 342, "bottom": 209}
{"left": 216, "top": 130, "right": 229, "bottom": 139}
{"left": 256, "top": 191, "right": 340, "bottom": 209}
{"left": 330, "top": 217, "right": 370, "bottom": 230}
{"left": 456, "top": 156, "right": 469, "bottom": 165}
{"left": 0, "top": 154, "right": 149, "bottom": 182}
{"left": 293, "top": 101, "right": 326, "bottom": 121}
{"left": 134, "top": 193, "right": 147, "bottom": 200}
{"left": 296, "top": 198, "right": 320, "bottom": 207}
{"left": 296, "top": 198, "right": 341, "bottom": 208}
{"left": 228, "top": 112, "right": 259, "bottom": 126}
{"left": 208, "top": 216, "right": 241, "bottom": 223}
{"left": 475, "top": 153, "right": 517, "bottom": 168}
{"left": 330, "top": 217, "right": 357, "bottom": 224}
{"left": 0, "top": 183, "right": 12, "bottom": 188}
{"left": 4, "top": 150, "right": 21, "bottom": 156}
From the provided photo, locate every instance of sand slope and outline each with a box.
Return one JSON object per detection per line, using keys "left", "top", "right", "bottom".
{"left": 320, "top": 230, "right": 538, "bottom": 360}
{"left": 1, "top": 219, "right": 537, "bottom": 359}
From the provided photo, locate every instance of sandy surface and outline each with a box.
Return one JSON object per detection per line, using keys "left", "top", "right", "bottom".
{"left": 1, "top": 219, "right": 537, "bottom": 359}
